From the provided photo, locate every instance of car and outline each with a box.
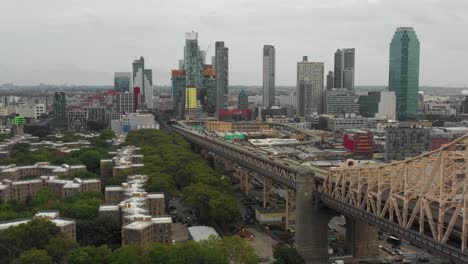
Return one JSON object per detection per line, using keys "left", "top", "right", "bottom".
{"left": 417, "top": 258, "right": 429, "bottom": 263}
{"left": 402, "top": 260, "right": 412, "bottom": 264}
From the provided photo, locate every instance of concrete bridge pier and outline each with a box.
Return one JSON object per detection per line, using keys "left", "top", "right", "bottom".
{"left": 296, "top": 172, "right": 380, "bottom": 263}
{"left": 344, "top": 217, "right": 380, "bottom": 258}
{"left": 296, "top": 171, "right": 332, "bottom": 263}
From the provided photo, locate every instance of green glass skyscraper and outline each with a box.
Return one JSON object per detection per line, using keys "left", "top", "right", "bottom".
{"left": 388, "top": 27, "right": 420, "bottom": 120}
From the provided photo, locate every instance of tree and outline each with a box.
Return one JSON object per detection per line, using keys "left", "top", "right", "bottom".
{"left": 87, "top": 120, "right": 108, "bottom": 132}
{"left": 145, "top": 172, "right": 179, "bottom": 198}
{"left": 61, "top": 191, "right": 101, "bottom": 220}
{"left": 13, "top": 249, "right": 53, "bottom": 264}
{"left": 201, "top": 236, "right": 258, "bottom": 264}
{"left": 110, "top": 246, "right": 144, "bottom": 264}
{"left": 99, "top": 129, "right": 115, "bottom": 141}
{"left": 143, "top": 242, "right": 227, "bottom": 264}
{"left": 45, "top": 234, "right": 79, "bottom": 264}
{"left": 0, "top": 218, "right": 60, "bottom": 254}
{"left": 76, "top": 216, "right": 121, "bottom": 246}
{"left": 208, "top": 193, "right": 242, "bottom": 229}
{"left": 272, "top": 245, "right": 305, "bottom": 264}
{"left": 69, "top": 245, "right": 113, "bottom": 264}
{"left": 182, "top": 183, "right": 218, "bottom": 223}
{"left": 78, "top": 150, "right": 103, "bottom": 173}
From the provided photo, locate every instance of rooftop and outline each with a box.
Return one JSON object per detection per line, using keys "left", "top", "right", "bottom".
{"left": 188, "top": 226, "right": 219, "bottom": 242}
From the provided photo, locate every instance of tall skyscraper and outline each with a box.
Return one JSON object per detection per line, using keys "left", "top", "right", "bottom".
{"left": 171, "top": 70, "right": 186, "bottom": 118}
{"left": 132, "top": 57, "right": 145, "bottom": 91}
{"left": 215, "top": 41, "right": 229, "bottom": 116}
{"left": 334, "top": 48, "right": 355, "bottom": 90}
{"left": 114, "top": 72, "right": 131, "bottom": 93}
{"left": 263, "top": 45, "right": 275, "bottom": 108}
{"left": 184, "top": 31, "right": 203, "bottom": 90}
{"left": 144, "top": 69, "right": 154, "bottom": 109}
{"left": 296, "top": 56, "right": 324, "bottom": 116}
{"left": 389, "top": 27, "right": 420, "bottom": 120}
{"left": 326, "top": 71, "right": 334, "bottom": 91}
{"left": 52, "top": 92, "right": 67, "bottom": 130}
{"left": 203, "top": 65, "right": 216, "bottom": 114}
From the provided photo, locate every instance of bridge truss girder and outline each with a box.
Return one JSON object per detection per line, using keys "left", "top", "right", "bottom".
{"left": 323, "top": 135, "right": 468, "bottom": 253}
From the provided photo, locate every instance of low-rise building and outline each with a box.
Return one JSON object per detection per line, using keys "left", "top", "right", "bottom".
{"left": 188, "top": 226, "right": 219, "bottom": 242}
{"left": 0, "top": 162, "right": 86, "bottom": 181}
{"left": 0, "top": 175, "right": 101, "bottom": 202}
{"left": 325, "top": 89, "right": 359, "bottom": 115}
{"left": 100, "top": 146, "right": 144, "bottom": 177}
{"left": 424, "top": 102, "right": 456, "bottom": 116}
{"left": 322, "top": 115, "right": 387, "bottom": 131}
{"left": 384, "top": 125, "right": 431, "bottom": 162}
{"left": 111, "top": 113, "right": 159, "bottom": 135}
{"left": 100, "top": 174, "right": 171, "bottom": 246}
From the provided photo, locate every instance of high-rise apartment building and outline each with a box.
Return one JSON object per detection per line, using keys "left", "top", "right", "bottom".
{"left": 203, "top": 66, "right": 216, "bottom": 114}
{"left": 184, "top": 31, "right": 204, "bottom": 91}
{"left": 144, "top": 69, "right": 154, "bottom": 109}
{"left": 116, "top": 92, "right": 135, "bottom": 114}
{"left": 52, "top": 92, "right": 67, "bottom": 130}
{"left": 238, "top": 90, "right": 249, "bottom": 110}
{"left": 132, "top": 57, "right": 145, "bottom": 91}
{"left": 325, "top": 89, "right": 359, "bottom": 115}
{"left": 215, "top": 41, "right": 228, "bottom": 116}
{"left": 171, "top": 70, "right": 186, "bottom": 118}
{"left": 334, "top": 48, "right": 355, "bottom": 90}
{"left": 358, "top": 91, "right": 396, "bottom": 119}
{"left": 296, "top": 56, "right": 324, "bottom": 116}
{"left": 114, "top": 72, "right": 132, "bottom": 93}
{"left": 326, "top": 71, "right": 334, "bottom": 91}
{"left": 67, "top": 111, "right": 88, "bottom": 133}
{"left": 388, "top": 27, "right": 420, "bottom": 120}
{"left": 263, "top": 45, "right": 275, "bottom": 108}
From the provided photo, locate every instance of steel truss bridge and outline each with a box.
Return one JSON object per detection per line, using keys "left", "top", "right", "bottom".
{"left": 170, "top": 124, "right": 468, "bottom": 263}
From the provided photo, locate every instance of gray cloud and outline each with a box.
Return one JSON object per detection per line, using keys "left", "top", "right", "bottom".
{"left": 0, "top": 0, "right": 466, "bottom": 87}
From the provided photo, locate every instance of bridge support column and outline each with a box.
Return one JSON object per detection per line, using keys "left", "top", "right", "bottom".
{"left": 192, "top": 143, "right": 201, "bottom": 154}
{"left": 239, "top": 169, "right": 252, "bottom": 196}
{"left": 296, "top": 171, "right": 331, "bottom": 264}
{"left": 263, "top": 177, "right": 273, "bottom": 208}
{"left": 285, "top": 188, "right": 295, "bottom": 230}
{"left": 344, "top": 217, "right": 379, "bottom": 258}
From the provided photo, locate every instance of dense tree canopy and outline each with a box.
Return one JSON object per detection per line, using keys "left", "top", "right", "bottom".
{"left": 125, "top": 129, "right": 241, "bottom": 229}
{"left": 273, "top": 245, "right": 305, "bottom": 264}
{"left": 13, "top": 249, "right": 53, "bottom": 264}
{"left": 66, "top": 237, "right": 257, "bottom": 264}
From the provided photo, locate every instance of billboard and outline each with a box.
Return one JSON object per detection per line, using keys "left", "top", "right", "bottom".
{"left": 12, "top": 116, "right": 26, "bottom": 126}
{"left": 185, "top": 87, "right": 197, "bottom": 109}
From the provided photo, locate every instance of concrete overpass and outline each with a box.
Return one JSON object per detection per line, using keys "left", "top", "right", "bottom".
{"left": 167, "top": 122, "right": 468, "bottom": 263}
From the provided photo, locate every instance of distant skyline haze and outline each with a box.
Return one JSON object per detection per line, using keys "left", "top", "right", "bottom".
{"left": 0, "top": 0, "right": 467, "bottom": 87}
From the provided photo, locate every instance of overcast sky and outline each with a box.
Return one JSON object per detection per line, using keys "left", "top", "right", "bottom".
{"left": 0, "top": 0, "right": 467, "bottom": 87}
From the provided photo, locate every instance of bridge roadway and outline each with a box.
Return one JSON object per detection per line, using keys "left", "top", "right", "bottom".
{"left": 171, "top": 124, "right": 328, "bottom": 188}
{"left": 169, "top": 124, "right": 468, "bottom": 263}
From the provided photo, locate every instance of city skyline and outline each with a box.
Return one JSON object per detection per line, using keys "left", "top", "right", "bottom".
{"left": 0, "top": 0, "right": 467, "bottom": 87}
